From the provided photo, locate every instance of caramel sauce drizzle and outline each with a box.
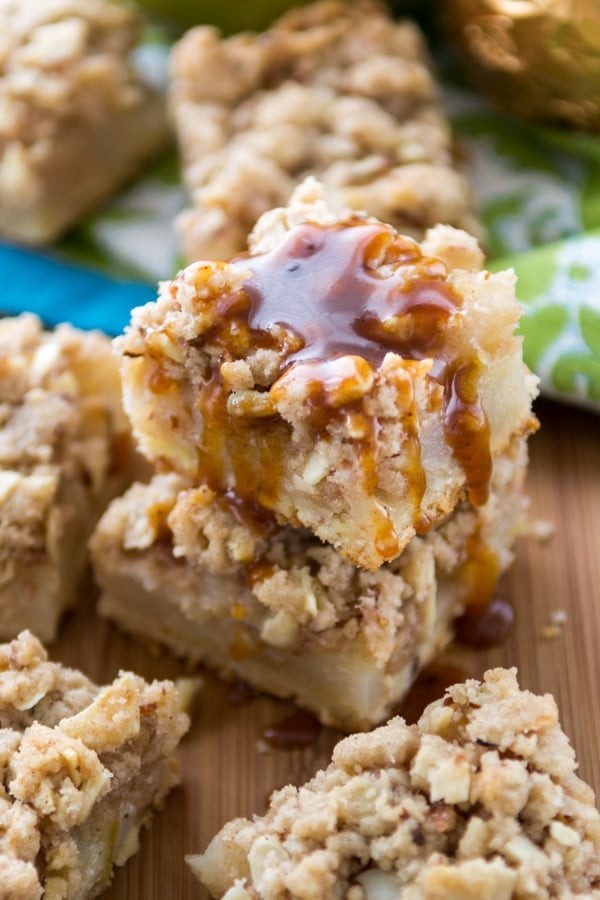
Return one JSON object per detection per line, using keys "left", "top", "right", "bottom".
{"left": 237, "top": 222, "right": 459, "bottom": 367}
{"left": 448, "top": 526, "right": 514, "bottom": 646}
{"left": 242, "top": 222, "right": 492, "bottom": 506}
{"left": 188, "top": 221, "right": 493, "bottom": 543}
{"left": 261, "top": 709, "right": 322, "bottom": 750}
{"left": 454, "top": 528, "right": 501, "bottom": 615}
{"left": 192, "top": 364, "right": 288, "bottom": 523}
{"left": 456, "top": 596, "right": 515, "bottom": 649}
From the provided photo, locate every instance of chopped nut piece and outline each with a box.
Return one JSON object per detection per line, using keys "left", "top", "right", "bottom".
{"left": 541, "top": 609, "right": 568, "bottom": 640}
{"left": 530, "top": 518, "right": 555, "bottom": 542}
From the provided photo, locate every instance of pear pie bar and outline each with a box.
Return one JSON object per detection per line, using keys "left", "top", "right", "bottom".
{"left": 115, "top": 181, "right": 537, "bottom": 571}
{"left": 97, "top": 183, "right": 536, "bottom": 728}
{"left": 171, "top": 0, "right": 480, "bottom": 262}
{"left": 0, "top": 314, "right": 135, "bottom": 642}
{"left": 91, "top": 430, "right": 529, "bottom": 731}
{"left": 0, "top": 0, "right": 167, "bottom": 245}
{"left": 0, "top": 630, "right": 189, "bottom": 899}
{"left": 189, "top": 668, "right": 600, "bottom": 899}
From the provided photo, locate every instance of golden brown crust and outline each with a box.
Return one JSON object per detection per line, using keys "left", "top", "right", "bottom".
{"left": 189, "top": 668, "right": 600, "bottom": 899}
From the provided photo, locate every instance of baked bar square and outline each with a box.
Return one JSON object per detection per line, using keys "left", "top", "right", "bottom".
{"left": 171, "top": 0, "right": 480, "bottom": 262}
{"left": 91, "top": 432, "right": 529, "bottom": 731}
{"left": 189, "top": 668, "right": 600, "bottom": 899}
{"left": 0, "top": 0, "right": 167, "bottom": 244}
{"left": 0, "top": 314, "right": 136, "bottom": 642}
{"left": 0, "top": 630, "right": 189, "bottom": 899}
{"left": 116, "top": 180, "right": 537, "bottom": 570}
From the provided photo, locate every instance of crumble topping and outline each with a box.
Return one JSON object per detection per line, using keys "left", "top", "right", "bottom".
{"left": 9, "top": 723, "right": 111, "bottom": 829}
{"left": 0, "top": 313, "right": 129, "bottom": 487}
{"left": 0, "top": 0, "right": 141, "bottom": 135}
{"left": 190, "top": 668, "right": 600, "bottom": 899}
{"left": 171, "top": 0, "right": 480, "bottom": 262}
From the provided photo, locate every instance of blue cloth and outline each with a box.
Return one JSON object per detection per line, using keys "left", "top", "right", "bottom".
{"left": 0, "top": 243, "right": 155, "bottom": 335}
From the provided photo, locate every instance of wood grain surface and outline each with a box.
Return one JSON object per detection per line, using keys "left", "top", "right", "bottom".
{"left": 50, "top": 398, "right": 600, "bottom": 899}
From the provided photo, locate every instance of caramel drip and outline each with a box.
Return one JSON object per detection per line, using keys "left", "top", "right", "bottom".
{"left": 262, "top": 709, "right": 321, "bottom": 750}
{"left": 195, "top": 367, "right": 229, "bottom": 491}
{"left": 393, "top": 364, "right": 428, "bottom": 532}
{"left": 227, "top": 680, "right": 257, "bottom": 706}
{"left": 190, "top": 362, "right": 288, "bottom": 518}
{"left": 440, "top": 361, "right": 492, "bottom": 507}
{"left": 229, "top": 630, "right": 254, "bottom": 661}
{"left": 246, "top": 560, "right": 278, "bottom": 591}
{"left": 456, "top": 597, "right": 515, "bottom": 649}
{"left": 149, "top": 368, "right": 177, "bottom": 394}
{"left": 454, "top": 527, "right": 501, "bottom": 615}
{"left": 217, "top": 490, "right": 279, "bottom": 539}
{"left": 446, "top": 526, "right": 516, "bottom": 649}
{"left": 108, "top": 430, "right": 133, "bottom": 476}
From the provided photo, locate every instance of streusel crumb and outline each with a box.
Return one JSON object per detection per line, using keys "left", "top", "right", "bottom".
{"left": 189, "top": 668, "right": 600, "bottom": 899}
{"left": 0, "top": 630, "right": 188, "bottom": 899}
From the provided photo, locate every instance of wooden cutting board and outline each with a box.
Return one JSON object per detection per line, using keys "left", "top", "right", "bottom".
{"left": 50, "top": 397, "right": 600, "bottom": 899}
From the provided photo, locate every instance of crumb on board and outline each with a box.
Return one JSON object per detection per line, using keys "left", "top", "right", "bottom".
{"left": 541, "top": 609, "right": 567, "bottom": 640}
{"left": 530, "top": 518, "right": 555, "bottom": 543}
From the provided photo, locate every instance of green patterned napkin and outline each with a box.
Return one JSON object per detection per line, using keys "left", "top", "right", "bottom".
{"left": 449, "top": 91, "right": 600, "bottom": 411}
